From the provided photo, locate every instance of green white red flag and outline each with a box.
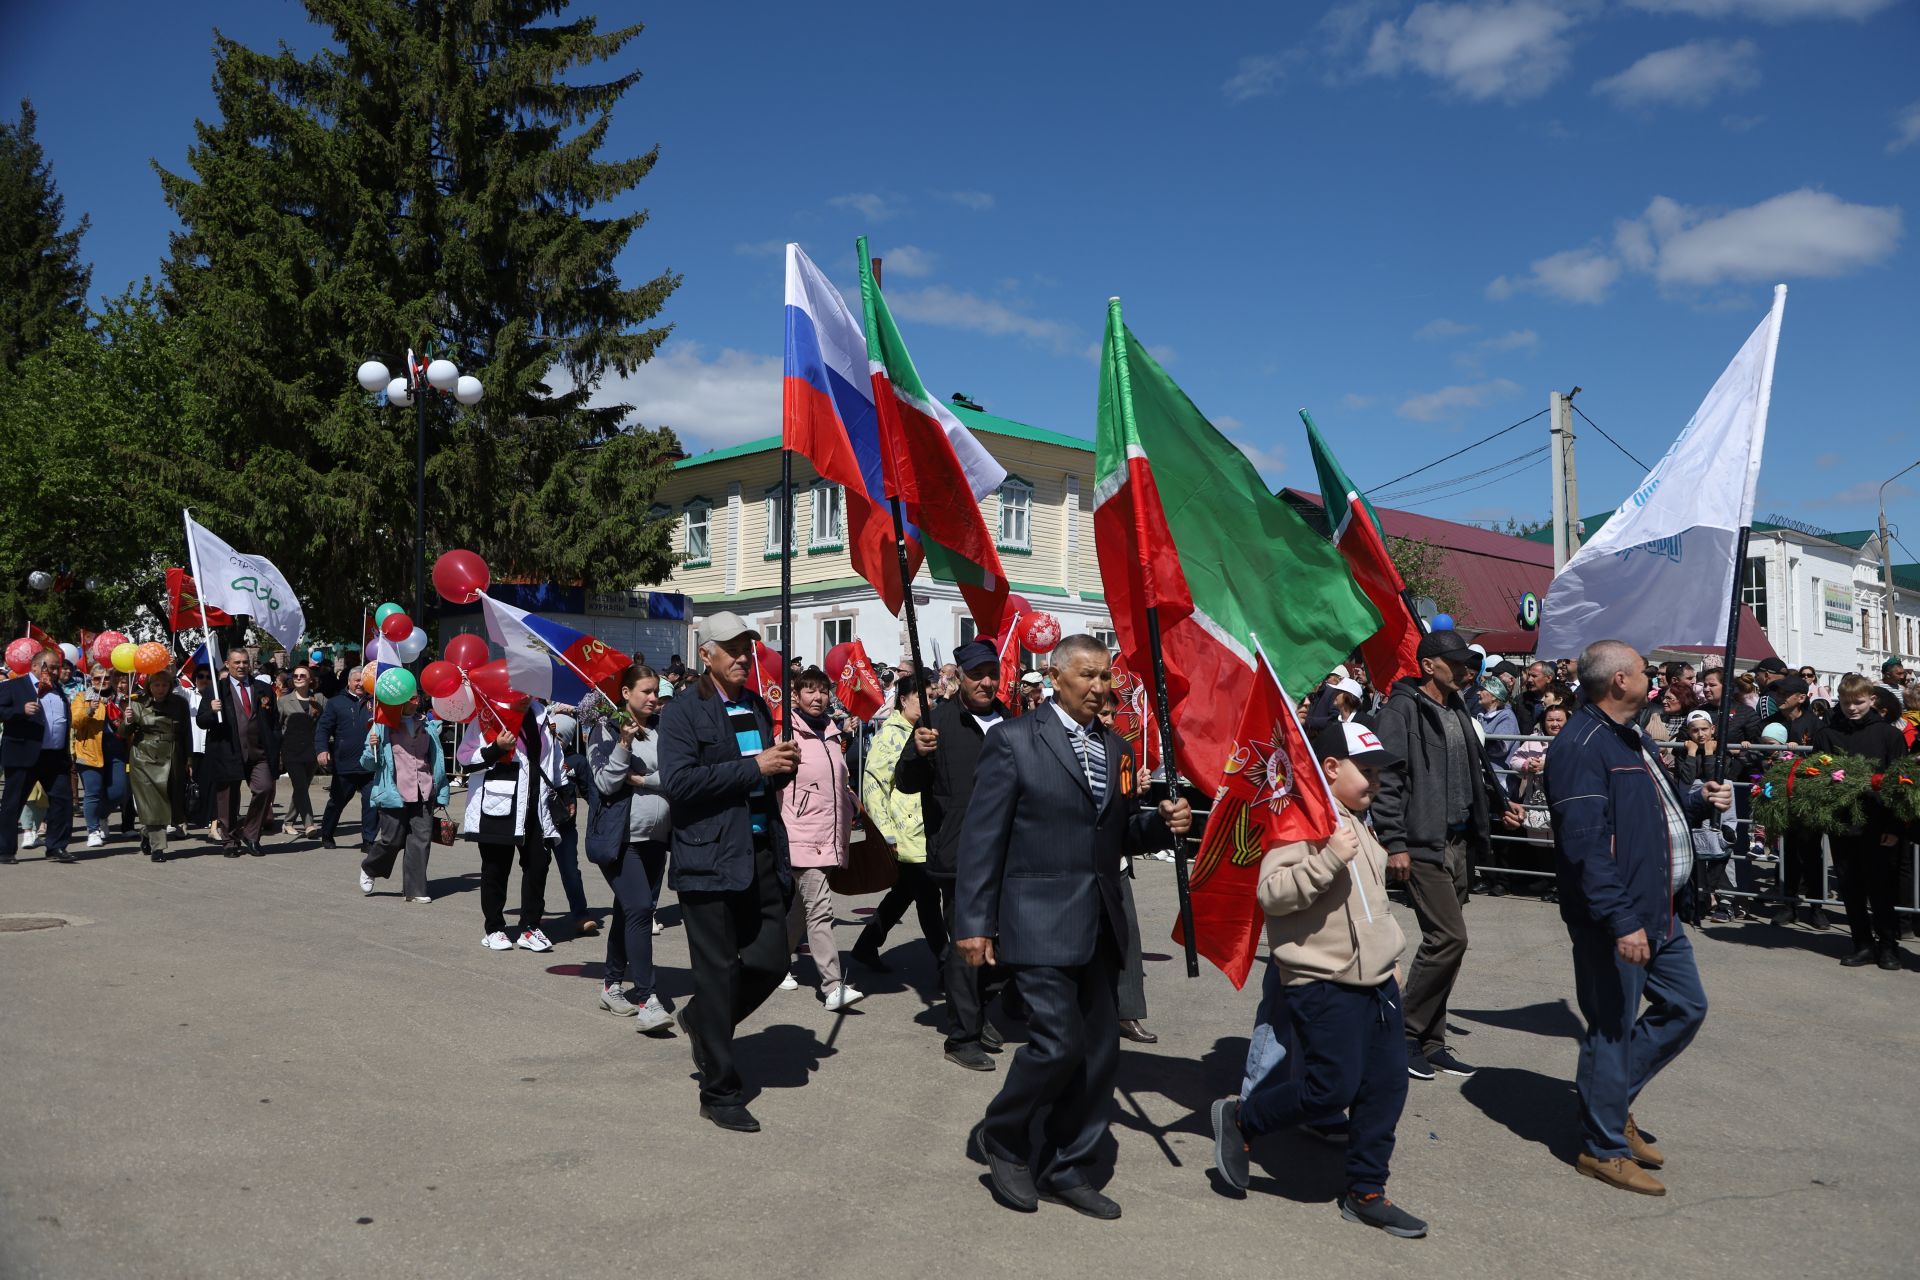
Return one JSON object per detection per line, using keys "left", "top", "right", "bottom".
{"left": 1300, "top": 409, "right": 1422, "bottom": 689}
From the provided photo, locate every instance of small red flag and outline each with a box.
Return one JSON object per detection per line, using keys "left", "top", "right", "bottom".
{"left": 746, "top": 639, "right": 786, "bottom": 733}
{"left": 166, "top": 567, "right": 232, "bottom": 630}
{"left": 828, "top": 639, "right": 886, "bottom": 721}
{"left": 996, "top": 614, "right": 1026, "bottom": 717}
{"left": 1172, "top": 795, "right": 1269, "bottom": 988}
{"left": 25, "top": 621, "right": 56, "bottom": 649}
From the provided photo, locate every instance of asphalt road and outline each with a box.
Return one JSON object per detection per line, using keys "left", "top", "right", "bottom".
{"left": 1, "top": 786, "right": 1912, "bottom": 1280}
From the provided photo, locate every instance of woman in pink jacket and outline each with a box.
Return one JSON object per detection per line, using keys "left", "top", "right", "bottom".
{"left": 781, "top": 667, "right": 865, "bottom": 1011}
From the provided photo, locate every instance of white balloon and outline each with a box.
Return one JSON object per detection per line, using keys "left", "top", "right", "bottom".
{"left": 26, "top": 570, "right": 53, "bottom": 591}
{"left": 386, "top": 377, "right": 412, "bottom": 407}
{"left": 454, "top": 375, "right": 483, "bottom": 405}
{"left": 394, "top": 628, "right": 428, "bottom": 662}
{"left": 426, "top": 359, "right": 459, "bottom": 391}
{"left": 432, "top": 683, "right": 476, "bottom": 723}
{"left": 356, "top": 360, "right": 391, "bottom": 392}
{"left": 59, "top": 643, "right": 82, "bottom": 665}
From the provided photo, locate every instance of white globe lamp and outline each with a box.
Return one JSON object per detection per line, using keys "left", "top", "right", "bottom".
{"left": 386, "top": 377, "right": 412, "bottom": 407}
{"left": 454, "top": 375, "right": 483, "bottom": 405}
{"left": 356, "top": 360, "right": 391, "bottom": 392}
{"left": 426, "top": 359, "right": 459, "bottom": 392}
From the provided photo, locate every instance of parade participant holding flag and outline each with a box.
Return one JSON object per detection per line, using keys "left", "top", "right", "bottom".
{"left": 1211, "top": 719, "right": 1427, "bottom": 1240}
{"left": 197, "top": 648, "right": 280, "bottom": 858}
{"left": 458, "top": 703, "right": 560, "bottom": 954}
{"left": 779, "top": 666, "right": 864, "bottom": 1012}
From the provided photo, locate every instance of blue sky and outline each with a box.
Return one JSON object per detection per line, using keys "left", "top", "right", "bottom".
{"left": 6, "top": 0, "right": 1918, "bottom": 546}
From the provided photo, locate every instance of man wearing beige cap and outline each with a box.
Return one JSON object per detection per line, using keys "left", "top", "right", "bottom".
{"left": 657, "top": 611, "right": 801, "bottom": 1133}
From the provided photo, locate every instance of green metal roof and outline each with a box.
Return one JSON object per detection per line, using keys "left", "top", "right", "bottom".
{"left": 671, "top": 402, "right": 1091, "bottom": 471}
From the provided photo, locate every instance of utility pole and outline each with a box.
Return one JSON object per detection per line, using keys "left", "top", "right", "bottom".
{"left": 1563, "top": 387, "right": 1582, "bottom": 559}
{"left": 1549, "top": 391, "right": 1568, "bottom": 572}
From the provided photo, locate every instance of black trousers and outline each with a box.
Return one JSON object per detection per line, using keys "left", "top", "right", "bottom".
{"left": 215, "top": 760, "right": 275, "bottom": 847}
{"left": 678, "top": 838, "right": 790, "bottom": 1108}
{"left": 283, "top": 761, "right": 316, "bottom": 824}
{"left": 979, "top": 933, "right": 1121, "bottom": 1191}
{"left": 1779, "top": 831, "right": 1827, "bottom": 903}
{"left": 1117, "top": 871, "right": 1148, "bottom": 1023}
{"left": 1, "top": 749, "right": 73, "bottom": 858}
{"left": 479, "top": 838, "right": 550, "bottom": 936}
{"left": 855, "top": 860, "right": 947, "bottom": 965}
{"left": 939, "top": 880, "right": 987, "bottom": 1049}
{"left": 1833, "top": 835, "right": 1899, "bottom": 952}
{"left": 320, "top": 771, "right": 376, "bottom": 847}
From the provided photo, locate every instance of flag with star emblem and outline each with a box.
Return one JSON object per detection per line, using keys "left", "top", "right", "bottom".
{"left": 479, "top": 593, "right": 629, "bottom": 705}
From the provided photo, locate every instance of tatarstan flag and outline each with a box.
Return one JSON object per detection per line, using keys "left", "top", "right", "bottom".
{"left": 1300, "top": 408, "right": 1422, "bottom": 689}
{"left": 857, "top": 237, "right": 1010, "bottom": 637}
{"left": 1092, "top": 298, "right": 1381, "bottom": 801}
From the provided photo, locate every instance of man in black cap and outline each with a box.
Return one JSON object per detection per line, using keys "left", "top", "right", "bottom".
{"left": 897, "top": 638, "right": 1015, "bottom": 1071}
{"left": 1750, "top": 656, "right": 1789, "bottom": 719}
{"left": 1878, "top": 656, "right": 1907, "bottom": 699}
{"left": 1371, "top": 629, "right": 1524, "bottom": 1081}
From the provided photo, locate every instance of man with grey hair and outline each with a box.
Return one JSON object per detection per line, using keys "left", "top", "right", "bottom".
{"left": 0, "top": 648, "right": 76, "bottom": 863}
{"left": 315, "top": 663, "right": 378, "bottom": 852}
{"left": 1546, "top": 639, "right": 1732, "bottom": 1196}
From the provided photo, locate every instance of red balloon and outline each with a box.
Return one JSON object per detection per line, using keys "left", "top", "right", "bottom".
{"left": 469, "top": 658, "right": 514, "bottom": 701}
{"left": 5, "top": 638, "right": 42, "bottom": 674}
{"left": 380, "top": 612, "right": 415, "bottom": 643}
{"left": 823, "top": 642, "right": 854, "bottom": 682}
{"left": 1018, "top": 611, "right": 1063, "bottom": 654}
{"left": 997, "top": 595, "right": 1032, "bottom": 641}
{"left": 444, "top": 632, "right": 490, "bottom": 672}
{"left": 91, "top": 630, "right": 129, "bottom": 666}
{"left": 432, "top": 549, "right": 490, "bottom": 605}
{"left": 418, "top": 660, "right": 462, "bottom": 700}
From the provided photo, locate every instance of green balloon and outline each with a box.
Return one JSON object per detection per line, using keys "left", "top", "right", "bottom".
{"left": 374, "top": 667, "right": 418, "bottom": 706}
{"left": 374, "top": 601, "right": 405, "bottom": 626}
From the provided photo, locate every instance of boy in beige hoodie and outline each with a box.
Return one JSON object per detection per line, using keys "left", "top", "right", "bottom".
{"left": 1209, "top": 720, "right": 1427, "bottom": 1240}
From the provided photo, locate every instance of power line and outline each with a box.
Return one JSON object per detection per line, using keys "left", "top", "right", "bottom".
{"left": 1365, "top": 408, "right": 1548, "bottom": 495}
{"left": 1397, "top": 452, "right": 1550, "bottom": 511}
{"left": 1572, "top": 403, "right": 1649, "bottom": 473}
{"left": 1375, "top": 444, "right": 1551, "bottom": 503}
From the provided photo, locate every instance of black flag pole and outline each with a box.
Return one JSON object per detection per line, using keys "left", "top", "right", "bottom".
{"left": 1709, "top": 525, "right": 1752, "bottom": 782}
{"left": 779, "top": 448, "right": 794, "bottom": 741}
{"left": 889, "top": 496, "right": 926, "bottom": 676}
{"left": 1144, "top": 604, "right": 1199, "bottom": 978}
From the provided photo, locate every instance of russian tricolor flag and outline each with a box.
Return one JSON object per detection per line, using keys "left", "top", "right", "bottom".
{"left": 480, "top": 593, "right": 630, "bottom": 705}
{"left": 784, "top": 243, "right": 918, "bottom": 615}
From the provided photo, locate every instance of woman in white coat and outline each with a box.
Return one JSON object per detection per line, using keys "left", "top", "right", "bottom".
{"left": 460, "top": 702, "right": 562, "bottom": 952}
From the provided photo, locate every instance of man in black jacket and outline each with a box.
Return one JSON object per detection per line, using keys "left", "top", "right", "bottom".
{"left": 1513, "top": 661, "right": 1553, "bottom": 735}
{"left": 656, "top": 611, "right": 799, "bottom": 1134}
{"left": 953, "top": 635, "right": 1188, "bottom": 1218}
{"left": 314, "top": 663, "right": 377, "bottom": 852}
{"left": 1372, "top": 630, "right": 1523, "bottom": 1080}
{"left": 196, "top": 648, "right": 280, "bottom": 857}
{"left": 896, "top": 639, "right": 1011, "bottom": 1071}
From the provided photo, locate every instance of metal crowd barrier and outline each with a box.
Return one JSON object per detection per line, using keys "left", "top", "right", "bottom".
{"left": 1478, "top": 731, "right": 1919, "bottom": 919}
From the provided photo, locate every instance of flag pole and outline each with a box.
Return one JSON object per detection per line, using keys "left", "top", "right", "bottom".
{"left": 1144, "top": 604, "right": 1198, "bottom": 977}
{"left": 183, "top": 509, "right": 223, "bottom": 724}
{"left": 780, "top": 447, "right": 794, "bottom": 741}
{"left": 868, "top": 253, "right": 927, "bottom": 680}
{"left": 1710, "top": 526, "right": 1752, "bottom": 783}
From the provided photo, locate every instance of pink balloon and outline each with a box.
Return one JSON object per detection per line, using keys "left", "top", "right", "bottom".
{"left": 91, "top": 630, "right": 128, "bottom": 666}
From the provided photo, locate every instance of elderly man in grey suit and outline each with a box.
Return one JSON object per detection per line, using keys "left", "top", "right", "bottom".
{"left": 953, "top": 634, "right": 1191, "bottom": 1219}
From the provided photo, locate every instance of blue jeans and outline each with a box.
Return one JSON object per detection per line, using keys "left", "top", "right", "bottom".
{"left": 602, "top": 841, "right": 669, "bottom": 996}
{"left": 1241, "top": 960, "right": 1296, "bottom": 1098}
{"left": 79, "top": 759, "right": 128, "bottom": 834}
{"left": 1238, "top": 977, "right": 1408, "bottom": 1196}
{"left": 1569, "top": 925, "right": 1708, "bottom": 1160}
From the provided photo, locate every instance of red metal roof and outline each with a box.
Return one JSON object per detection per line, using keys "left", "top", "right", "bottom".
{"left": 1282, "top": 489, "right": 1778, "bottom": 663}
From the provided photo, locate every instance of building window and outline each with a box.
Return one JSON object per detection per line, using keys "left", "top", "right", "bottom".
{"left": 764, "top": 486, "right": 794, "bottom": 558}
{"left": 684, "top": 500, "right": 712, "bottom": 566}
{"left": 998, "top": 476, "right": 1032, "bottom": 553}
{"left": 809, "top": 481, "right": 844, "bottom": 551}
{"left": 958, "top": 618, "right": 979, "bottom": 647}
{"left": 1740, "top": 556, "right": 1767, "bottom": 631}
{"left": 822, "top": 617, "right": 853, "bottom": 652}
{"left": 760, "top": 621, "right": 783, "bottom": 653}
{"left": 1087, "top": 626, "right": 1117, "bottom": 652}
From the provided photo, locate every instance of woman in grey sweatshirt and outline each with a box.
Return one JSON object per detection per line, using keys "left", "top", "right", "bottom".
{"left": 586, "top": 665, "right": 673, "bottom": 1032}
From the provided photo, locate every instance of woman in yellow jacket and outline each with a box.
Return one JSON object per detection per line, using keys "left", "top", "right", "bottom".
{"left": 851, "top": 672, "right": 946, "bottom": 972}
{"left": 71, "top": 669, "right": 131, "bottom": 849}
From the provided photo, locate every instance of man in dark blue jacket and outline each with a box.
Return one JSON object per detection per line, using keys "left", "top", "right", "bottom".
{"left": 1546, "top": 639, "right": 1731, "bottom": 1198}
{"left": 314, "top": 663, "right": 377, "bottom": 852}
{"left": 656, "top": 611, "right": 798, "bottom": 1135}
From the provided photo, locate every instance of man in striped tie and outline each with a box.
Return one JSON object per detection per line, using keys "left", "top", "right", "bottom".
{"left": 953, "top": 634, "right": 1191, "bottom": 1219}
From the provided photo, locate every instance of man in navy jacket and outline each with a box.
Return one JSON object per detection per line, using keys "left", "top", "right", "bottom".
{"left": 1546, "top": 639, "right": 1731, "bottom": 1197}
{"left": 0, "top": 648, "right": 76, "bottom": 863}
{"left": 314, "top": 663, "right": 377, "bottom": 851}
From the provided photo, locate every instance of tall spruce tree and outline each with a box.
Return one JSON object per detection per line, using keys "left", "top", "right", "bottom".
{"left": 0, "top": 100, "right": 93, "bottom": 371}
{"left": 157, "top": 0, "right": 681, "bottom": 635}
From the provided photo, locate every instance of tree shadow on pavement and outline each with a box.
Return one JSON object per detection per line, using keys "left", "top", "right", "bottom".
{"left": 1453, "top": 999, "right": 1584, "bottom": 1040}
{"left": 1459, "top": 1066, "right": 1583, "bottom": 1166}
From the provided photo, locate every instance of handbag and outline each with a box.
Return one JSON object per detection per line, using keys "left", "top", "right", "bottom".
{"left": 432, "top": 814, "right": 457, "bottom": 846}
{"left": 828, "top": 810, "right": 899, "bottom": 897}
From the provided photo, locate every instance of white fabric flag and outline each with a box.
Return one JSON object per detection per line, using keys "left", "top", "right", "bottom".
{"left": 183, "top": 513, "right": 307, "bottom": 653}
{"left": 1538, "top": 285, "right": 1786, "bottom": 661}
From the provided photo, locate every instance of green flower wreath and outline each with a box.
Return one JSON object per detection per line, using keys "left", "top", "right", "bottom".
{"left": 1750, "top": 751, "right": 1920, "bottom": 836}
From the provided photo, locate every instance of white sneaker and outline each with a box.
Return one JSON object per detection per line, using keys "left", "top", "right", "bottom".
{"left": 824, "top": 984, "right": 867, "bottom": 1012}
{"left": 359, "top": 870, "right": 375, "bottom": 895}
{"left": 634, "top": 994, "right": 673, "bottom": 1033}
{"left": 517, "top": 928, "right": 554, "bottom": 953}
{"left": 778, "top": 971, "right": 800, "bottom": 991}
{"left": 21, "top": 831, "right": 37, "bottom": 849}
{"left": 600, "top": 984, "right": 638, "bottom": 1016}
{"left": 481, "top": 931, "right": 513, "bottom": 950}
{"left": 86, "top": 830, "right": 105, "bottom": 849}
{"left": 651, "top": 918, "right": 664, "bottom": 936}
{"left": 405, "top": 895, "right": 431, "bottom": 904}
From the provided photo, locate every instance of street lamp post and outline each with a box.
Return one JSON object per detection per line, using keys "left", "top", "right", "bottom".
{"left": 355, "top": 353, "right": 483, "bottom": 624}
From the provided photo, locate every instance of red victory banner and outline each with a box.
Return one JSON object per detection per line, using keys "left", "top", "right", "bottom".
{"left": 167, "top": 568, "right": 232, "bottom": 631}
{"left": 826, "top": 638, "right": 885, "bottom": 721}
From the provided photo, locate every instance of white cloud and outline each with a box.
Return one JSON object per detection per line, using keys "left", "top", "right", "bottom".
{"left": 1593, "top": 39, "right": 1760, "bottom": 110}
{"left": 885, "top": 286, "right": 1080, "bottom": 354}
{"left": 1625, "top": 0, "right": 1897, "bottom": 21}
{"left": 1890, "top": 101, "right": 1920, "bottom": 154}
{"left": 1480, "top": 328, "right": 1540, "bottom": 351}
{"left": 733, "top": 239, "right": 786, "bottom": 257}
{"left": 938, "top": 190, "right": 996, "bottom": 211}
{"left": 591, "top": 342, "right": 780, "bottom": 450}
{"left": 1222, "top": 54, "right": 1290, "bottom": 101}
{"left": 874, "top": 244, "right": 937, "bottom": 278}
{"left": 1341, "top": 392, "right": 1379, "bottom": 410}
{"left": 1397, "top": 378, "right": 1523, "bottom": 421}
{"left": 1363, "top": 1, "right": 1582, "bottom": 101}
{"left": 1416, "top": 317, "right": 1478, "bottom": 340}
{"left": 1487, "top": 246, "right": 1623, "bottom": 303}
{"left": 827, "top": 192, "right": 902, "bottom": 222}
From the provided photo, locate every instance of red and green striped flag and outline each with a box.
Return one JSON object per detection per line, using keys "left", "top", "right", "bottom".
{"left": 857, "top": 237, "right": 1010, "bottom": 635}
{"left": 1301, "top": 408, "right": 1423, "bottom": 690}
{"left": 1093, "top": 298, "right": 1381, "bottom": 801}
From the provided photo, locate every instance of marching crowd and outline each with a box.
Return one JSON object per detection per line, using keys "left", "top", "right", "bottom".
{"left": 5, "top": 617, "right": 1916, "bottom": 1238}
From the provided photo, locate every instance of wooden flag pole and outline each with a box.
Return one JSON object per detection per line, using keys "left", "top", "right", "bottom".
{"left": 1144, "top": 604, "right": 1198, "bottom": 977}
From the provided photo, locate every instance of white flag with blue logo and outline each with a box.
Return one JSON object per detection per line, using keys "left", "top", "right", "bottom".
{"left": 1538, "top": 285, "right": 1786, "bottom": 661}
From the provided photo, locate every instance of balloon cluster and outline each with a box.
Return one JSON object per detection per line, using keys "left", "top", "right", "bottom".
{"left": 373, "top": 602, "right": 429, "bottom": 665}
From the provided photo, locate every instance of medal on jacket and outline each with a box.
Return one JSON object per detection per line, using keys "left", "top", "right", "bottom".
{"left": 1119, "top": 753, "right": 1136, "bottom": 798}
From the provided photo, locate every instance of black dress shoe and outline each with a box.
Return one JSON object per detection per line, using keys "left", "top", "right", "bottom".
{"left": 1878, "top": 948, "right": 1903, "bottom": 971}
{"left": 980, "top": 1022, "right": 1006, "bottom": 1052}
{"left": 1119, "top": 1019, "right": 1159, "bottom": 1044}
{"left": 973, "top": 1126, "right": 1038, "bottom": 1211}
{"left": 946, "top": 1043, "right": 996, "bottom": 1072}
{"left": 1040, "top": 1183, "right": 1121, "bottom": 1220}
{"left": 222, "top": 847, "right": 243, "bottom": 858}
{"left": 851, "top": 943, "right": 891, "bottom": 972}
{"left": 0, "top": 854, "right": 17, "bottom": 865}
{"left": 248, "top": 840, "right": 266, "bottom": 856}
{"left": 698, "top": 1103, "right": 761, "bottom": 1133}
{"left": 1840, "top": 948, "right": 1877, "bottom": 968}
{"left": 320, "top": 836, "right": 338, "bottom": 850}
{"left": 48, "top": 849, "right": 77, "bottom": 863}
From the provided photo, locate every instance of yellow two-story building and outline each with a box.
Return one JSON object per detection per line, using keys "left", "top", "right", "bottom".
{"left": 645, "top": 402, "right": 1116, "bottom": 667}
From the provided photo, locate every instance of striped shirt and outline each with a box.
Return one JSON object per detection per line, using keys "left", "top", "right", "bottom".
{"left": 1640, "top": 745, "right": 1695, "bottom": 894}
{"left": 725, "top": 697, "right": 772, "bottom": 835}
{"left": 1051, "top": 701, "right": 1107, "bottom": 805}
